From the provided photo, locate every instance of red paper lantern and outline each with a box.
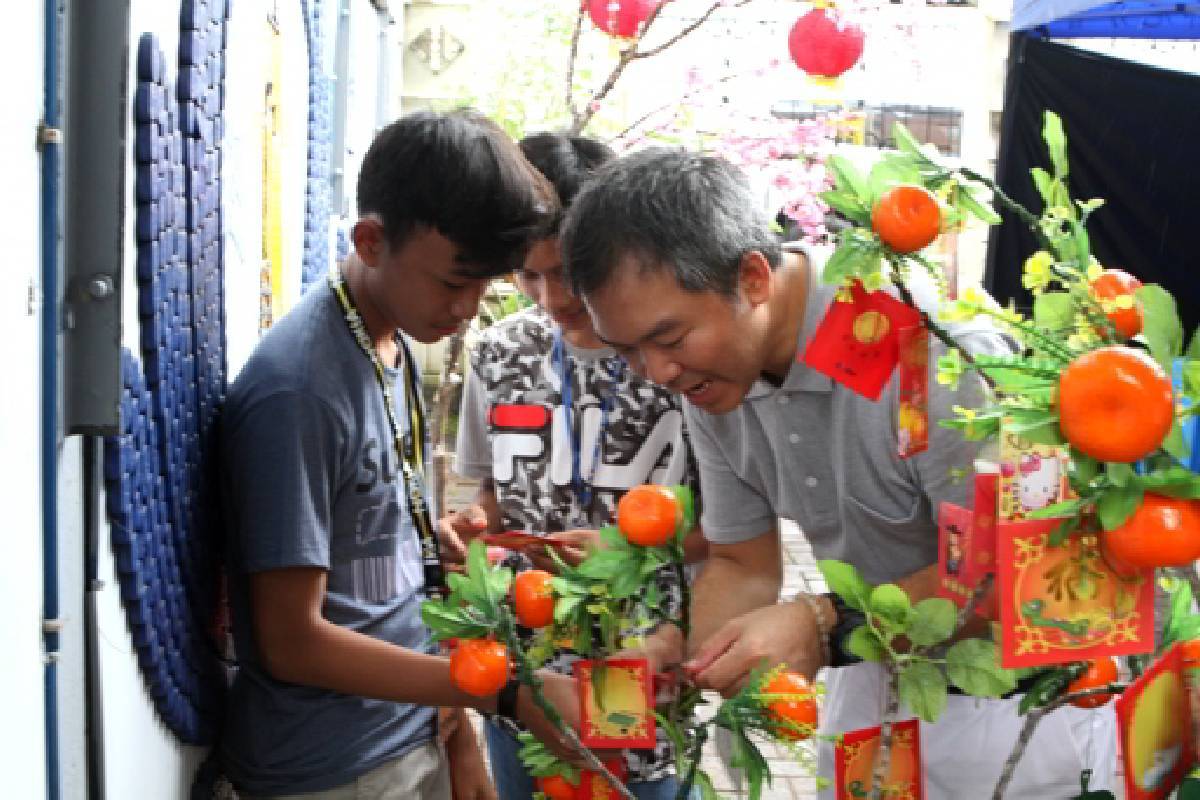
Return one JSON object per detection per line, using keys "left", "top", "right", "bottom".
{"left": 788, "top": 6, "right": 865, "bottom": 78}
{"left": 586, "top": 0, "right": 659, "bottom": 38}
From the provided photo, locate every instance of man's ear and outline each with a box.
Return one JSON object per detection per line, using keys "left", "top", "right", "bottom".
{"left": 351, "top": 218, "right": 386, "bottom": 267}
{"left": 737, "top": 250, "right": 773, "bottom": 307}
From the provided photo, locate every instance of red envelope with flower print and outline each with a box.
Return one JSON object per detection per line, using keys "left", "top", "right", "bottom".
{"left": 801, "top": 281, "right": 923, "bottom": 401}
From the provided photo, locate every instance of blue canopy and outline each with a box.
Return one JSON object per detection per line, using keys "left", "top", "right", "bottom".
{"left": 1012, "top": 0, "right": 1200, "bottom": 38}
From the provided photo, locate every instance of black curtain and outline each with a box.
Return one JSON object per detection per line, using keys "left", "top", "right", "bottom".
{"left": 985, "top": 34, "right": 1200, "bottom": 338}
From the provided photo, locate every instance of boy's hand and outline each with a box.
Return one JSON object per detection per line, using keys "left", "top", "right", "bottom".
{"left": 437, "top": 505, "right": 490, "bottom": 564}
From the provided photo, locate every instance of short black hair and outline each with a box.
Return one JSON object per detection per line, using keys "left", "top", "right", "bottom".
{"left": 561, "top": 147, "right": 781, "bottom": 298}
{"left": 518, "top": 132, "right": 615, "bottom": 236}
{"left": 356, "top": 109, "right": 557, "bottom": 278}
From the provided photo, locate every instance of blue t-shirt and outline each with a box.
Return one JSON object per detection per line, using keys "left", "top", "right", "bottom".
{"left": 220, "top": 280, "right": 436, "bottom": 795}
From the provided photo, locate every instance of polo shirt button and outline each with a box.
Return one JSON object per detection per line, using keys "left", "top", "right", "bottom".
{"left": 805, "top": 476, "right": 819, "bottom": 488}
{"left": 788, "top": 433, "right": 801, "bottom": 444}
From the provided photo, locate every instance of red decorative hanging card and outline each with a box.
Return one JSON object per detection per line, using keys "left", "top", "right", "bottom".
{"left": 897, "top": 324, "right": 929, "bottom": 458}
{"left": 802, "top": 281, "right": 922, "bottom": 401}
{"left": 574, "top": 658, "right": 656, "bottom": 749}
{"left": 1115, "top": 643, "right": 1194, "bottom": 800}
{"left": 997, "top": 518, "right": 1154, "bottom": 668}
{"left": 834, "top": 719, "right": 924, "bottom": 800}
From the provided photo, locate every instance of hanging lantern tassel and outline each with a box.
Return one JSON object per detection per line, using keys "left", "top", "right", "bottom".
{"left": 586, "top": 0, "right": 659, "bottom": 39}
{"left": 787, "top": 5, "right": 865, "bottom": 80}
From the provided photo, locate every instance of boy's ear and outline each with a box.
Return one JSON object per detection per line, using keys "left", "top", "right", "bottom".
{"left": 737, "top": 250, "right": 773, "bottom": 307}
{"left": 351, "top": 218, "right": 387, "bottom": 267}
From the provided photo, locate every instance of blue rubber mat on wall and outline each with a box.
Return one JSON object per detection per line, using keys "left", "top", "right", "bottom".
{"left": 102, "top": 0, "right": 232, "bottom": 745}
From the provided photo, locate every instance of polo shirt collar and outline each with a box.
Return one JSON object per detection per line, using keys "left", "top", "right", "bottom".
{"left": 745, "top": 247, "right": 836, "bottom": 400}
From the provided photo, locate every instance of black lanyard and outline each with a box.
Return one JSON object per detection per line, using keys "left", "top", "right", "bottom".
{"left": 328, "top": 268, "right": 444, "bottom": 596}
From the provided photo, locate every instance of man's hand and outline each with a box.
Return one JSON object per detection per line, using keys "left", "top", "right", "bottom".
{"left": 443, "top": 707, "right": 498, "bottom": 800}
{"left": 437, "top": 505, "right": 490, "bottom": 564}
{"left": 684, "top": 600, "right": 826, "bottom": 697}
{"left": 528, "top": 529, "right": 600, "bottom": 571}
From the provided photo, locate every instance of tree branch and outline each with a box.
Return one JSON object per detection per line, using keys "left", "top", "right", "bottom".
{"left": 991, "top": 683, "right": 1126, "bottom": 799}
{"left": 564, "top": 5, "right": 586, "bottom": 127}
{"left": 871, "top": 663, "right": 901, "bottom": 800}
{"left": 571, "top": 0, "right": 751, "bottom": 134}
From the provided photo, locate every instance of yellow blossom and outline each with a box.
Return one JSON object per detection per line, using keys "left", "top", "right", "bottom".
{"left": 1022, "top": 251, "right": 1054, "bottom": 294}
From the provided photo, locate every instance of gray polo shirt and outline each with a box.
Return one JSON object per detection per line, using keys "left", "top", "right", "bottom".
{"left": 687, "top": 247, "right": 1012, "bottom": 585}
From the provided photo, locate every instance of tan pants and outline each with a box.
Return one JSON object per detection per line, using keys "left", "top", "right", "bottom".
{"left": 240, "top": 741, "right": 452, "bottom": 800}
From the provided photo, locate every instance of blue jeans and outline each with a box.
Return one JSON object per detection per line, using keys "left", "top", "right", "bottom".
{"left": 483, "top": 719, "right": 688, "bottom": 800}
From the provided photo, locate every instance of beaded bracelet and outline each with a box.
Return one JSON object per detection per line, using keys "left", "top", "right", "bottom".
{"left": 792, "top": 592, "right": 833, "bottom": 668}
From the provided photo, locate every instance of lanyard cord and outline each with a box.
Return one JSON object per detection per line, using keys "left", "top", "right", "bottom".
{"left": 552, "top": 329, "right": 624, "bottom": 524}
{"left": 327, "top": 268, "right": 444, "bottom": 596}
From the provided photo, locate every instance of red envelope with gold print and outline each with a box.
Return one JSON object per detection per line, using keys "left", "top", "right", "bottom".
{"left": 802, "top": 282, "right": 922, "bottom": 401}
{"left": 574, "top": 658, "right": 656, "bottom": 749}
{"left": 834, "top": 719, "right": 924, "bottom": 800}
{"left": 997, "top": 518, "right": 1154, "bottom": 668}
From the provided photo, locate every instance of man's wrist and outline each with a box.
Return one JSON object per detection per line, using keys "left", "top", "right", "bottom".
{"left": 791, "top": 592, "right": 833, "bottom": 667}
{"left": 823, "top": 592, "right": 866, "bottom": 668}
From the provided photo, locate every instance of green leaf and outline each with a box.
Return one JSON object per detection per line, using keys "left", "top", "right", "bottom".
{"left": 1137, "top": 284, "right": 1185, "bottom": 372}
{"left": 1163, "top": 420, "right": 1189, "bottom": 462}
{"left": 954, "top": 183, "right": 1002, "bottom": 225}
{"left": 868, "top": 159, "right": 922, "bottom": 201}
{"left": 1163, "top": 577, "right": 1197, "bottom": 648}
{"left": 822, "top": 228, "right": 884, "bottom": 286}
{"left": 1096, "top": 485, "right": 1144, "bottom": 531}
{"left": 907, "top": 598, "right": 958, "bottom": 647}
{"left": 1105, "top": 462, "right": 1136, "bottom": 488}
{"left": 1030, "top": 168, "right": 1055, "bottom": 207}
{"left": 1033, "top": 291, "right": 1074, "bottom": 333}
{"left": 610, "top": 566, "right": 642, "bottom": 599}
{"left": 1048, "top": 515, "right": 1081, "bottom": 547}
{"left": 1018, "top": 667, "right": 1072, "bottom": 715}
{"left": 869, "top": 583, "right": 912, "bottom": 629}
{"left": 898, "top": 661, "right": 948, "bottom": 723}
{"left": 819, "top": 560, "right": 871, "bottom": 611}
{"left": 846, "top": 624, "right": 887, "bottom": 662}
{"left": 820, "top": 188, "right": 872, "bottom": 227}
{"left": 946, "top": 639, "right": 1017, "bottom": 697}
{"left": 1136, "top": 466, "right": 1200, "bottom": 499}
{"left": 826, "top": 154, "right": 870, "bottom": 201}
{"left": 419, "top": 603, "right": 491, "bottom": 640}
{"left": 1188, "top": 330, "right": 1200, "bottom": 361}
{"left": 892, "top": 123, "right": 924, "bottom": 157}
{"left": 671, "top": 484, "right": 696, "bottom": 533}
{"left": 554, "top": 594, "right": 582, "bottom": 624}
{"left": 1025, "top": 498, "right": 1086, "bottom": 521}
{"left": 1043, "top": 111, "right": 1069, "bottom": 179}
{"left": 577, "top": 549, "right": 628, "bottom": 580}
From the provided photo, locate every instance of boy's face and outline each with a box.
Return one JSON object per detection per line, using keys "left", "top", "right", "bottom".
{"left": 582, "top": 254, "right": 772, "bottom": 415}
{"left": 514, "top": 237, "right": 594, "bottom": 340}
{"left": 364, "top": 224, "right": 489, "bottom": 343}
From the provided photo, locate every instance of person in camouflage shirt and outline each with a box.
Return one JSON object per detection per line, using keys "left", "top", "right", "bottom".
{"left": 441, "top": 133, "right": 704, "bottom": 800}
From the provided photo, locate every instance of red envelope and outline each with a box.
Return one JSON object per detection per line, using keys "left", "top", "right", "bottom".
{"left": 834, "top": 719, "right": 924, "bottom": 799}
{"left": 1115, "top": 643, "right": 1194, "bottom": 800}
{"left": 802, "top": 281, "right": 923, "bottom": 401}
{"left": 997, "top": 518, "right": 1154, "bottom": 668}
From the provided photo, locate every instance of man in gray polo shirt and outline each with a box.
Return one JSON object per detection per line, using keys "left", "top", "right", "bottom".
{"left": 559, "top": 147, "right": 1117, "bottom": 797}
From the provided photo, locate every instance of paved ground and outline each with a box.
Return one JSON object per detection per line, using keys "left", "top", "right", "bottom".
{"left": 445, "top": 475, "right": 823, "bottom": 799}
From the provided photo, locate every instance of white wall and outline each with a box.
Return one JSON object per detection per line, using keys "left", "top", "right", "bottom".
{"left": 0, "top": 3, "right": 48, "bottom": 797}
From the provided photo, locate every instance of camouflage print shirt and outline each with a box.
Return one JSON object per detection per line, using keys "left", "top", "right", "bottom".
{"left": 455, "top": 305, "right": 698, "bottom": 781}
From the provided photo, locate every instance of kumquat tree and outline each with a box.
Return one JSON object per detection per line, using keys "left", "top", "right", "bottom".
{"left": 422, "top": 485, "right": 828, "bottom": 800}
{"left": 814, "top": 110, "right": 1200, "bottom": 799}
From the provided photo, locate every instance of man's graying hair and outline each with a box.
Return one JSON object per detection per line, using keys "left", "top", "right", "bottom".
{"left": 561, "top": 147, "right": 782, "bottom": 298}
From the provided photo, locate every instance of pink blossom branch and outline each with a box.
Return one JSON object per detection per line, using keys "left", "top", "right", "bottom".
{"left": 571, "top": 0, "right": 752, "bottom": 134}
